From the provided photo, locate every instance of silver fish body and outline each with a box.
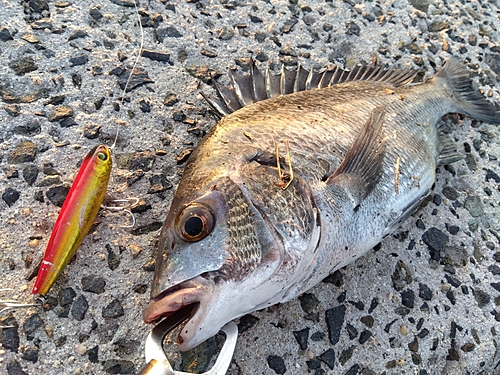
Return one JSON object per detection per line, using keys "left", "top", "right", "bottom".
{"left": 143, "top": 58, "right": 499, "bottom": 350}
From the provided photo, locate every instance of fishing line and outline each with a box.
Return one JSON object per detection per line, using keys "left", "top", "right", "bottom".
{"left": 111, "top": 0, "right": 144, "bottom": 150}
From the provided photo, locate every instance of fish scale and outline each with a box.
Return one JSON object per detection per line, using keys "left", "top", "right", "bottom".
{"left": 144, "top": 58, "right": 500, "bottom": 351}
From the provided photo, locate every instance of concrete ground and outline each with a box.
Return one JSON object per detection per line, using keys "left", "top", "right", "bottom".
{"left": 0, "top": 0, "right": 499, "bottom": 374}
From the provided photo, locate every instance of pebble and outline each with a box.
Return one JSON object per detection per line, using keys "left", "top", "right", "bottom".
{"left": 102, "top": 298, "right": 124, "bottom": 318}
{"left": 293, "top": 327, "right": 309, "bottom": 350}
{"left": 4, "top": 104, "right": 21, "bottom": 117}
{"left": 46, "top": 185, "right": 70, "bottom": 207}
{"left": 422, "top": 227, "right": 449, "bottom": 261}
{"left": 74, "top": 344, "right": 86, "bottom": 355}
{"left": 445, "top": 289, "right": 456, "bottom": 304}
{"left": 130, "top": 221, "right": 162, "bottom": 235}
{"left": 113, "top": 338, "right": 140, "bottom": 356}
{"left": 71, "top": 295, "right": 88, "bottom": 321}
{"left": 58, "top": 287, "right": 76, "bottom": 307}
{"left": 446, "top": 340, "right": 460, "bottom": 361}
{"left": 360, "top": 315, "right": 374, "bottom": 328}
{"left": 1, "top": 314, "right": 19, "bottom": 352}
{"left": 345, "top": 364, "right": 360, "bottom": 375}
{"left": 163, "top": 94, "right": 179, "bottom": 106}
{"left": 325, "top": 305, "right": 346, "bottom": 345}
{"left": 2, "top": 187, "right": 20, "bottom": 206}
{"left": 115, "top": 67, "right": 153, "bottom": 92}
{"left": 185, "top": 64, "right": 216, "bottom": 83}
{"left": 317, "top": 348, "right": 335, "bottom": 369}
{"left": 48, "top": 106, "right": 74, "bottom": 122}
{"left": 489, "top": 264, "right": 500, "bottom": 275}
{"left": 445, "top": 224, "right": 459, "bottom": 235}
{"left": 418, "top": 328, "right": 429, "bottom": 339}
{"left": 141, "top": 49, "right": 173, "bottom": 64}
{"left": 267, "top": 355, "right": 286, "bottom": 374}
{"left": 148, "top": 174, "right": 173, "bottom": 194}
{"left": 346, "top": 323, "right": 358, "bottom": 339}
{"left": 463, "top": 196, "right": 484, "bottom": 217}
{"left": 8, "top": 141, "right": 38, "bottom": 164}
{"left": 310, "top": 331, "right": 325, "bottom": 341}
{"left": 391, "top": 260, "right": 413, "bottom": 291}
{"left": 22, "top": 165, "right": 38, "bottom": 185}
{"left": 323, "top": 269, "right": 343, "bottom": 287}
{"left": 461, "top": 342, "right": 475, "bottom": 352}
{"left": 428, "top": 21, "right": 448, "bottom": 32}
{"left": 21, "top": 346, "right": 38, "bottom": 362}
{"left": 164, "top": 26, "right": 183, "bottom": 38}
{"left": 298, "top": 293, "right": 319, "bottom": 313}
{"left": 88, "top": 345, "right": 99, "bottom": 363}
{"left": 237, "top": 314, "right": 260, "bottom": 333}
{"left": 12, "top": 118, "right": 42, "bottom": 135}
{"left": 81, "top": 275, "right": 106, "bottom": 294}
{"left": 473, "top": 288, "right": 490, "bottom": 308}
{"left": 22, "top": 313, "right": 44, "bottom": 337}
{"left": 69, "top": 54, "right": 88, "bottom": 67}
{"left": 485, "top": 169, "right": 500, "bottom": 183}
{"left": 9, "top": 57, "right": 37, "bottom": 75}
{"left": 368, "top": 298, "right": 379, "bottom": 313}
{"left": 180, "top": 336, "right": 218, "bottom": 373}
{"left": 282, "top": 18, "right": 298, "bottom": 33}
{"left": 115, "top": 151, "right": 155, "bottom": 172}
{"left": 4, "top": 166, "right": 18, "bottom": 179}
{"left": 83, "top": 124, "right": 101, "bottom": 139}
{"left": 176, "top": 149, "right": 193, "bottom": 164}
{"left": 6, "top": 360, "right": 28, "bottom": 375}
{"left": 96, "top": 320, "right": 119, "bottom": 343}
{"left": 102, "top": 360, "right": 135, "bottom": 374}
{"left": 345, "top": 21, "right": 360, "bottom": 36}
{"left": 106, "top": 244, "right": 120, "bottom": 270}
{"left": 37, "top": 175, "right": 62, "bottom": 187}
{"left": 218, "top": 26, "right": 234, "bottom": 40}
{"left": 339, "top": 345, "right": 355, "bottom": 365}
{"left": 442, "top": 186, "right": 459, "bottom": 200}
{"left": 0, "top": 26, "right": 13, "bottom": 41}
{"left": 359, "top": 329, "right": 372, "bottom": 344}
{"left": 444, "top": 274, "right": 461, "bottom": 287}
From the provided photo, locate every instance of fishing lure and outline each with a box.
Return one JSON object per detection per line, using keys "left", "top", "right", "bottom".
{"left": 32, "top": 144, "right": 112, "bottom": 296}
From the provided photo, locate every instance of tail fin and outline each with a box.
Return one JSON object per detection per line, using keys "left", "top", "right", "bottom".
{"left": 433, "top": 58, "right": 500, "bottom": 124}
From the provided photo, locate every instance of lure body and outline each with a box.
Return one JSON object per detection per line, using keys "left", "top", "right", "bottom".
{"left": 32, "top": 145, "right": 112, "bottom": 295}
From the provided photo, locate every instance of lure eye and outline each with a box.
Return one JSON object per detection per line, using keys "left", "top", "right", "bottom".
{"left": 97, "top": 152, "right": 108, "bottom": 161}
{"left": 176, "top": 204, "right": 215, "bottom": 242}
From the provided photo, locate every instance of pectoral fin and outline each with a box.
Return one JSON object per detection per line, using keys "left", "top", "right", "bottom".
{"left": 325, "top": 106, "right": 387, "bottom": 207}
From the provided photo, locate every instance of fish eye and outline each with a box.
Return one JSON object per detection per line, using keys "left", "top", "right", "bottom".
{"left": 176, "top": 204, "right": 215, "bottom": 242}
{"left": 97, "top": 151, "right": 107, "bottom": 161}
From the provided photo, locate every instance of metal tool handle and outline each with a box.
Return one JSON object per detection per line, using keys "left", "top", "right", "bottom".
{"left": 138, "top": 359, "right": 172, "bottom": 375}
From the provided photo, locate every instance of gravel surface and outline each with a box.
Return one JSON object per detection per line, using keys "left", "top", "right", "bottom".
{"left": 1, "top": 1, "right": 500, "bottom": 374}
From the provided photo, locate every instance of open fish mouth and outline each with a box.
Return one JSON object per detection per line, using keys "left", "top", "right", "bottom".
{"left": 143, "top": 276, "right": 213, "bottom": 344}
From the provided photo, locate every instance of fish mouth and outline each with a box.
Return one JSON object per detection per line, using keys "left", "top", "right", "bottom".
{"left": 143, "top": 276, "right": 213, "bottom": 345}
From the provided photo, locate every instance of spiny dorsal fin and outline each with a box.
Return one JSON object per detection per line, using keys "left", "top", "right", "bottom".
{"left": 202, "top": 59, "right": 418, "bottom": 118}
{"left": 325, "top": 106, "right": 387, "bottom": 205}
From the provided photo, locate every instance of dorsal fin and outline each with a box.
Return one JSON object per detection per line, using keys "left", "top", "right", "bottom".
{"left": 202, "top": 60, "right": 418, "bottom": 118}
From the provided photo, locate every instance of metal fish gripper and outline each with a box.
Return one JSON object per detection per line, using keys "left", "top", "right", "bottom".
{"left": 138, "top": 309, "right": 238, "bottom": 375}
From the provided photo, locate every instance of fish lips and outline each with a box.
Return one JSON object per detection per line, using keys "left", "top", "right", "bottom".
{"left": 143, "top": 276, "right": 213, "bottom": 349}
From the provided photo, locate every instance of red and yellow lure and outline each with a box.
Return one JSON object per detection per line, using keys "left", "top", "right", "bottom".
{"left": 32, "top": 144, "right": 112, "bottom": 296}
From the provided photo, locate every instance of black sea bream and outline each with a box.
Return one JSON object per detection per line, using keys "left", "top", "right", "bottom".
{"left": 143, "top": 58, "right": 499, "bottom": 350}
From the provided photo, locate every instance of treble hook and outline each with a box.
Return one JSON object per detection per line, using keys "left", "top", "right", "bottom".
{"left": 101, "top": 197, "right": 140, "bottom": 228}
{"left": 0, "top": 289, "right": 42, "bottom": 315}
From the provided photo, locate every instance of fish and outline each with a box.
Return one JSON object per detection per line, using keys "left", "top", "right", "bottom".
{"left": 32, "top": 144, "right": 112, "bottom": 296}
{"left": 143, "top": 58, "right": 500, "bottom": 351}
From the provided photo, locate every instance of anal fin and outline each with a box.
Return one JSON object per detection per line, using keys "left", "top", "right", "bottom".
{"left": 438, "top": 133, "right": 464, "bottom": 165}
{"left": 325, "top": 106, "right": 387, "bottom": 206}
